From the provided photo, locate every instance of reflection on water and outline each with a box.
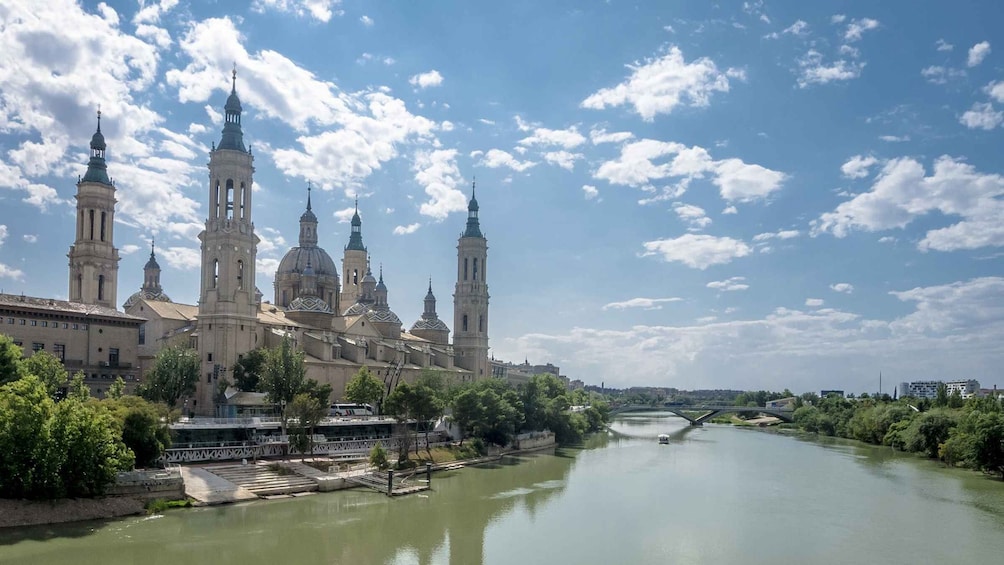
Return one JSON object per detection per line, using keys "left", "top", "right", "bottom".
{"left": 3, "top": 414, "right": 1004, "bottom": 565}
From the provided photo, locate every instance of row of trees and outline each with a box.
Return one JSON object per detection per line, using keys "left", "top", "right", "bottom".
{"left": 788, "top": 392, "right": 1004, "bottom": 479}
{"left": 0, "top": 335, "right": 172, "bottom": 499}
{"left": 343, "top": 366, "right": 611, "bottom": 464}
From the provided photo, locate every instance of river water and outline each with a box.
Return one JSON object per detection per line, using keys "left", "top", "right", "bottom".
{"left": 3, "top": 412, "right": 1004, "bottom": 564}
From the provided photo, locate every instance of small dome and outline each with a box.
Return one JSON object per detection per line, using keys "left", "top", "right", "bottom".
{"left": 90, "top": 129, "right": 106, "bottom": 151}
{"left": 468, "top": 195, "right": 479, "bottom": 212}
{"left": 300, "top": 208, "right": 317, "bottom": 223}
{"left": 144, "top": 254, "right": 160, "bottom": 270}
{"left": 367, "top": 307, "right": 402, "bottom": 325}
{"left": 343, "top": 301, "right": 371, "bottom": 317}
{"left": 351, "top": 208, "right": 361, "bottom": 227}
{"left": 411, "top": 318, "right": 449, "bottom": 332}
{"left": 362, "top": 270, "right": 377, "bottom": 284}
{"left": 276, "top": 246, "right": 338, "bottom": 277}
{"left": 288, "top": 295, "right": 332, "bottom": 313}
{"left": 123, "top": 289, "right": 171, "bottom": 310}
{"left": 225, "top": 90, "right": 242, "bottom": 114}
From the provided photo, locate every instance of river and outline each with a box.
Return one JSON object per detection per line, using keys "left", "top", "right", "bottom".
{"left": 3, "top": 412, "right": 1004, "bottom": 564}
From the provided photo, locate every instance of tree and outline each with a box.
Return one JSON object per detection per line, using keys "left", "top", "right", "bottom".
{"left": 68, "top": 371, "right": 90, "bottom": 401}
{"left": 0, "top": 334, "right": 27, "bottom": 386}
{"left": 101, "top": 395, "right": 171, "bottom": 468}
{"left": 0, "top": 376, "right": 58, "bottom": 498}
{"left": 344, "top": 366, "right": 385, "bottom": 413}
{"left": 369, "top": 442, "right": 389, "bottom": 470}
{"left": 409, "top": 383, "right": 445, "bottom": 458}
{"left": 287, "top": 392, "right": 327, "bottom": 456}
{"left": 232, "top": 348, "right": 267, "bottom": 392}
{"left": 968, "top": 412, "right": 1004, "bottom": 479}
{"left": 300, "top": 378, "right": 333, "bottom": 408}
{"left": 935, "top": 383, "right": 949, "bottom": 408}
{"left": 50, "top": 397, "right": 133, "bottom": 496}
{"left": 139, "top": 346, "right": 199, "bottom": 410}
{"left": 451, "top": 388, "right": 480, "bottom": 446}
{"left": 908, "top": 410, "right": 957, "bottom": 459}
{"left": 108, "top": 376, "right": 126, "bottom": 400}
{"left": 384, "top": 382, "right": 416, "bottom": 462}
{"left": 20, "top": 350, "right": 67, "bottom": 397}
{"left": 260, "top": 336, "right": 305, "bottom": 435}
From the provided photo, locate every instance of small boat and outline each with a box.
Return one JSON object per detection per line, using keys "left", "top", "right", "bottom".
{"left": 658, "top": 434, "right": 670, "bottom": 445}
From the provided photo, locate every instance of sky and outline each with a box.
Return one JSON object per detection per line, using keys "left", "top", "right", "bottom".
{"left": 0, "top": 0, "right": 1003, "bottom": 395}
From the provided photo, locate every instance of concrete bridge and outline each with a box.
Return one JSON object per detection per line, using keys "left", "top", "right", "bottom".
{"left": 612, "top": 404, "right": 795, "bottom": 426}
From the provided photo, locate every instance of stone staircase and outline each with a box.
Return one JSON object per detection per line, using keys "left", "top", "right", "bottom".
{"left": 205, "top": 463, "right": 318, "bottom": 497}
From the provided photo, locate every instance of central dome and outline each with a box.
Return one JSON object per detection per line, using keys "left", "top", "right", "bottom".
{"left": 277, "top": 246, "right": 337, "bottom": 277}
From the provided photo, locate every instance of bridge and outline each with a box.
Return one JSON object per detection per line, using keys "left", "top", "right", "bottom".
{"left": 611, "top": 404, "right": 795, "bottom": 426}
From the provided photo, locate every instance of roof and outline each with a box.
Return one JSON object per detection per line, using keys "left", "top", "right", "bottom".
{"left": 135, "top": 299, "right": 198, "bottom": 321}
{"left": 0, "top": 293, "right": 144, "bottom": 322}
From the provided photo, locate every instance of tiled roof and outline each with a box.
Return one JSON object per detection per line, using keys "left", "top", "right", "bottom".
{"left": 0, "top": 293, "right": 144, "bottom": 322}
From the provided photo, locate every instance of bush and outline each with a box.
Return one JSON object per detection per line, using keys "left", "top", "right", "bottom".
{"left": 369, "top": 442, "right": 389, "bottom": 470}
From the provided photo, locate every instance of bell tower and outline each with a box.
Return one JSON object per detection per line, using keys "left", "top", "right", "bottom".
{"left": 194, "top": 68, "right": 259, "bottom": 415}
{"left": 341, "top": 199, "right": 368, "bottom": 309}
{"left": 453, "top": 180, "right": 489, "bottom": 379}
{"left": 68, "top": 109, "right": 120, "bottom": 309}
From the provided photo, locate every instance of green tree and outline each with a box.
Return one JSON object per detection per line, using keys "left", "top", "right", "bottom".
{"left": 968, "top": 411, "right": 1004, "bottom": 479}
{"left": 369, "top": 441, "right": 389, "bottom": 470}
{"left": 384, "top": 382, "right": 416, "bottom": 461}
{"left": 344, "top": 366, "right": 384, "bottom": 413}
{"left": 120, "top": 406, "right": 171, "bottom": 468}
{"left": 908, "top": 410, "right": 957, "bottom": 459}
{"left": 139, "top": 346, "right": 199, "bottom": 410}
{"left": 287, "top": 392, "right": 327, "bottom": 456}
{"left": 68, "top": 371, "right": 90, "bottom": 401}
{"left": 935, "top": 383, "right": 949, "bottom": 408}
{"left": 450, "top": 388, "right": 480, "bottom": 446}
{"left": 260, "top": 336, "right": 306, "bottom": 435}
{"left": 0, "top": 376, "right": 58, "bottom": 498}
{"left": 0, "top": 334, "right": 27, "bottom": 386}
{"left": 51, "top": 397, "right": 133, "bottom": 496}
{"left": 108, "top": 376, "right": 126, "bottom": 400}
{"left": 20, "top": 350, "right": 68, "bottom": 397}
{"left": 232, "top": 348, "right": 267, "bottom": 392}
{"left": 409, "top": 382, "right": 445, "bottom": 458}
{"left": 300, "top": 378, "right": 333, "bottom": 408}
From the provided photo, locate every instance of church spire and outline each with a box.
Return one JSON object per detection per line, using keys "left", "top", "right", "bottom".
{"left": 346, "top": 197, "right": 366, "bottom": 251}
{"left": 218, "top": 64, "right": 246, "bottom": 152}
{"left": 299, "top": 182, "right": 318, "bottom": 246}
{"left": 463, "top": 177, "right": 483, "bottom": 238}
{"left": 82, "top": 108, "right": 111, "bottom": 185}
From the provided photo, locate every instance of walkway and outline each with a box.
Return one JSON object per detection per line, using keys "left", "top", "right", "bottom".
{"left": 179, "top": 466, "right": 258, "bottom": 506}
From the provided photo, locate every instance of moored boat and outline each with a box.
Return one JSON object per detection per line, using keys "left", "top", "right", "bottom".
{"left": 658, "top": 434, "right": 670, "bottom": 444}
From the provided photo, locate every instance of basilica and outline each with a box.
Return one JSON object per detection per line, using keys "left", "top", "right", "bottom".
{"left": 71, "top": 71, "right": 490, "bottom": 416}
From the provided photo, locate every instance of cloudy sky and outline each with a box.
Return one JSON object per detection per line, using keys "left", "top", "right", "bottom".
{"left": 1, "top": 0, "right": 1003, "bottom": 394}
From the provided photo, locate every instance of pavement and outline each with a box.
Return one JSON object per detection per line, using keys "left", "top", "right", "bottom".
{"left": 179, "top": 466, "right": 259, "bottom": 505}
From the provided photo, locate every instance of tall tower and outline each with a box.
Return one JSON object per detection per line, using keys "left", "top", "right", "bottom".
{"left": 68, "top": 110, "right": 120, "bottom": 308}
{"left": 341, "top": 199, "right": 367, "bottom": 309}
{"left": 194, "top": 69, "right": 259, "bottom": 415}
{"left": 453, "top": 181, "right": 489, "bottom": 378}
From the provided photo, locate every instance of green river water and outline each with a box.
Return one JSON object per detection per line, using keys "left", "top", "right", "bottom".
{"left": 3, "top": 413, "right": 1004, "bottom": 564}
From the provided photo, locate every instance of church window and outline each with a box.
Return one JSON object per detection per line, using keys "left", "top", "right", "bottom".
{"left": 225, "top": 180, "right": 235, "bottom": 220}
{"left": 89, "top": 210, "right": 95, "bottom": 240}
{"left": 77, "top": 274, "right": 82, "bottom": 299}
{"left": 214, "top": 180, "right": 221, "bottom": 218}
{"left": 353, "top": 269, "right": 359, "bottom": 286}
{"left": 464, "top": 258, "right": 468, "bottom": 280}
{"left": 463, "top": 314, "right": 468, "bottom": 332}
{"left": 79, "top": 211, "right": 84, "bottom": 239}
{"left": 53, "top": 344, "right": 65, "bottom": 362}
{"left": 100, "top": 211, "right": 106, "bottom": 241}
{"left": 237, "top": 260, "right": 244, "bottom": 289}
{"left": 139, "top": 324, "right": 145, "bottom": 345}
{"left": 282, "top": 290, "right": 288, "bottom": 306}
{"left": 473, "top": 258, "right": 478, "bottom": 281}
{"left": 479, "top": 315, "right": 484, "bottom": 332}
{"left": 212, "top": 260, "right": 219, "bottom": 288}
{"left": 98, "top": 275, "right": 105, "bottom": 301}
{"left": 240, "top": 182, "right": 247, "bottom": 219}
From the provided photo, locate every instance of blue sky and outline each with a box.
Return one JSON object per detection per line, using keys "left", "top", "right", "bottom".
{"left": 1, "top": 0, "right": 1003, "bottom": 394}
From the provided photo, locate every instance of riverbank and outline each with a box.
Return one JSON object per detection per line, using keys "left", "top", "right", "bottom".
{"left": 0, "top": 497, "right": 147, "bottom": 529}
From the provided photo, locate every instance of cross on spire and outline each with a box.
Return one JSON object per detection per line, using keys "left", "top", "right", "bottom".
{"left": 306, "top": 181, "right": 312, "bottom": 211}
{"left": 231, "top": 62, "right": 237, "bottom": 92}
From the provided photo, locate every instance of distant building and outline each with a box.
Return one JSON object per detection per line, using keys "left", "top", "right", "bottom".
{"left": 820, "top": 390, "right": 845, "bottom": 398}
{"left": 766, "top": 397, "right": 797, "bottom": 410}
{"left": 897, "top": 379, "right": 981, "bottom": 399}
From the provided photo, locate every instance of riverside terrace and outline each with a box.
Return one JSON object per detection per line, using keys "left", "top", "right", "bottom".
{"left": 164, "top": 415, "right": 440, "bottom": 464}
{"left": 611, "top": 404, "right": 796, "bottom": 425}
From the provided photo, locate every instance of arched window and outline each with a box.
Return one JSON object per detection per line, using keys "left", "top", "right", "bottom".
{"left": 464, "top": 258, "right": 468, "bottom": 280}
{"left": 212, "top": 259, "right": 219, "bottom": 289}
{"left": 237, "top": 260, "right": 244, "bottom": 289}
{"left": 473, "top": 258, "right": 478, "bottom": 282}
{"left": 214, "top": 180, "right": 221, "bottom": 218}
{"left": 79, "top": 211, "right": 84, "bottom": 239}
{"left": 353, "top": 269, "right": 359, "bottom": 285}
{"left": 479, "top": 315, "right": 483, "bottom": 332}
{"left": 100, "top": 211, "right": 106, "bottom": 242}
{"left": 462, "top": 314, "right": 468, "bottom": 332}
{"left": 240, "top": 182, "right": 247, "bottom": 219}
{"left": 225, "top": 180, "right": 235, "bottom": 220}
{"left": 98, "top": 275, "right": 105, "bottom": 301}
{"left": 89, "top": 210, "right": 95, "bottom": 240}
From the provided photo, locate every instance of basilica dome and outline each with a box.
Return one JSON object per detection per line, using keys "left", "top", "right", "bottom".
{"left": 276, "top": 246, "right": 338, "bottom": 278}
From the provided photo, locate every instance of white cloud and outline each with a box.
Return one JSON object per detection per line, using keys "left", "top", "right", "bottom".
{"left": 251, "top": 0, "right": 343, "bottom": 23}
{"left": 393, "top": 223, "right": 421, "bottom": 235}
{"left": 814, "top": 155, "right": 1004, "bottom": 251}
{"left": 359, "top": 15, "right": 373, "bottom": 27}
{"left": 0, "top": 263, "right": 25, "bottom": 280}
{"left": 594, "top": 139, "right": 786, "bottom": 203}
{"left": 879, "top": 134, "right": 910, "bottom": 143}
{"left": 830, "top": 283, "right": 855, "bottom": 293}
{"left": 602, "top": 297, "right": 682, "bottom": 311}
{"left": 752, "top": 229, "right": 800, "bottom": 241}
{"left": 959, "top": 103, "right": 1003, "bottom": 130}
{"left": 641, "top": 234, "right": 752, "bottom": 269}
{"left": 120, "top": 244, "right": 141, "bottom": 256}
{"left": 334, "top": 206, "right": 356, "bottom": 223}
{"left": 831, "top": 14, "right": 846, "bottom": 24}
{"left": 582, "top": 185, "right": 599, "bottom": 200}
{"left": 409, "top": 70, "right": 444, "bottom": 89}
{"left": 673, "top": 202, "right": 711, "bottom": 230}
{"left": 968, "top": 41, "right": 991, "bottom": 67}
{"left": 478, "top": 149, "right": 536, "bottom": 172}
{"left": 841, "top": 154, "right": 878, "bottom": 179}
{"left": 722, "top": 205, "right": 738, "bottom": 215}
{"left": 542, "top": 151, "right": 583, "bottom": 171}
{"left": 805, "top": 298, "right": 824, "bottom": 307}
{"left": 782, "top": 20, "right": 809, "bottom": 37}
{"left": 256, "top": 227, "right": 287, "bottom": 255}
{"left": 797, "top": 50, "right": 865, "bottom": 87}
{"left": 986, "top": 81, "right": 1004, "bottom": 103}
{"left": 518, "top": 126, "right": 586, "bottom": 149}
{"left": 412, "top": 149, "right": 468, "bottom": 220}
{"left": 158, "top": 246, "right": 201, "bottom": 270}
{"left": 589, "top": 128, "right": 634, "bottom": 144}
{"left": 581, "top": 46, "right": 739, "bottom": 121}
{"left": 936, "top": 39, "right": 954, "bottom": 52}
{"left": 921, "top": 65, "right": 966, "bottom": 84}
{"left": 707, "top": 276, "right": 749, "bottom": 291}
{"left": 0, "top": 226, "right": 6, "bottom": 246}
{"left": 844, "top": 18, "right": 879, "bottom": 42}
{"left": 478, "top": 118, "right": 496, "bottom": 126}
{"left": 22, "top": 234, "right": 37, "bottom": 243}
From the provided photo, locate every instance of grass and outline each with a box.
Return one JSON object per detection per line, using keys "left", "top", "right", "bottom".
{"left": 145, "top": 498, "right": 192, "bottom": 513}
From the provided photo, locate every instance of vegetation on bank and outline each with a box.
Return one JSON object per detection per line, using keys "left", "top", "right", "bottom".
{"left": 780, "top": 390, "right": 1004, "bottom": 479}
